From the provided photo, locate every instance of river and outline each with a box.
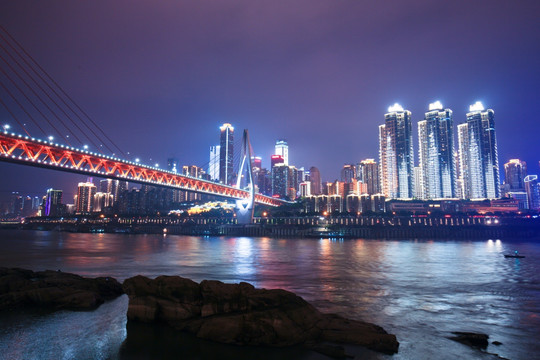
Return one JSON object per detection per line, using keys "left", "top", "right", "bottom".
{"left": 0, "top": 230, "right": 539, "bottom": 359}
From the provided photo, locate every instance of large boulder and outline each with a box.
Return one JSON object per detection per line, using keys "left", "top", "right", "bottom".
{"left": 0, "top": 267, "right": 124, "bottom": 311}
{"left": 123, "top": 275, "right": 399, "bottom": 354}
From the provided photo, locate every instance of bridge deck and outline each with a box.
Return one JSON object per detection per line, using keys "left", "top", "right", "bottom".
{"left": 0, "top": 131, "right": 284, "bottom": 206}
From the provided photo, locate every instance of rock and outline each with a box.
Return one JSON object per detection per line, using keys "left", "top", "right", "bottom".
{"left": 123, "top": 275, "right": 399, "bottom": 354}
{"left": 307, "top": 343, "right": 350, "bottom": 359}
{"left": 492, "top": 341, "right": 502, "bottom": 346}
{"left": 449, "top": 332, "right": 489, "bottom": 349}
{"left": 0, "top": 267, "right": 124, "bottom": 311}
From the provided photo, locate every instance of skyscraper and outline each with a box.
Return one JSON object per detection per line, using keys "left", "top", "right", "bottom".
{"left": 379, "top": 103, "right": 414, "bottom": 199}
{"left": 524, "top": 175, "right": 540, "bottom": 210}
{"left": 341, "top": 164, "right": 356, "bottom": 183}
{"left": 75, "top": 182, "right": 96, "bottom": 214}
{"left": 417, "top": 101, "right": 456, "bottom": 199}
{"left": 457, "top": 102, "right": 500, "bottom": 199}
{"left": 271, "top": 154, "right": 285, "bottom": 168}
{"left": 208, "top": 145, "right": 220, "bottom": 181}
{"left": 45, "top": 188, "right": 63, "bottom": 216}
{"left": 275, "top": 140, "right": 289, "bottom": 166}
{"left": 504, "top": 159, "right": 527, "bottom": 191}
{"left": 359, "top": 159, "right": 380, "bottom": 195}
{"left": 219, "top": 123, "right": 234, "bottom": 185}
{"left": 309, "top": 166, "right": 322, "bottom": 195}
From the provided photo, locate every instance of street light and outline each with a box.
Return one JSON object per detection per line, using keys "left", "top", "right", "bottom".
{"left": 48, "top": 136, "right": 54, "bottom": 141}
{"left": 3, "top": 124, "right": 10, "bottom": 131}
{"left": 83, "top": 145, "right": 89, "bottom": 150}
{"left": 135, "top": 158, "right": 140, "bottom": 163}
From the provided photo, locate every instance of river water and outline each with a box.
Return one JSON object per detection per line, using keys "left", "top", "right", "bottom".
{"left": 0, "top": 229, "right": 539, "bottom": 360}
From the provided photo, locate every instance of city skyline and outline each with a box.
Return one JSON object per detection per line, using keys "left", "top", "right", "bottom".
{"left": 0, "top": 1, "right": 539, "bottom": 197}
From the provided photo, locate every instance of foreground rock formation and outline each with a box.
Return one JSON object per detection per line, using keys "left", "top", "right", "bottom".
{"left": 123, "top": 275, "right": 399, "bottom": 355}
{"left": 0, "top": 267, "right": 123, "bottom": 310}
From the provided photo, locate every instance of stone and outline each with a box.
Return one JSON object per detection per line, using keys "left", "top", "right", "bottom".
{"left": 449, "top": 332, "right": 489, "bottom": 349}
{"left": 0, "top": 267, "right": 123, "bottom": 311}
{"left": 123, "top": 275, "right": 399, "bottom": 354}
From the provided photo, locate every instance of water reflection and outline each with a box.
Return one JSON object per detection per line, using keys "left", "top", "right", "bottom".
{"left": 0, "top": 230, "right": 539, "bottom": 360}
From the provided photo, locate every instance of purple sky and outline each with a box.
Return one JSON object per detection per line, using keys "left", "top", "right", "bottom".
{"left": 1, "top": 0, "right": 539, "bottom": 199}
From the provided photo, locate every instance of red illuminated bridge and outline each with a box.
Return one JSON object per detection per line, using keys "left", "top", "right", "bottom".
{"left": 0, "top": 131, "right": 285, "bottom": 207}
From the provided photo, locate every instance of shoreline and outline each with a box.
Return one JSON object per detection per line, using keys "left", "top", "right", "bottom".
{"left": 3, "top": 220, "right": 540, "bottom": 240}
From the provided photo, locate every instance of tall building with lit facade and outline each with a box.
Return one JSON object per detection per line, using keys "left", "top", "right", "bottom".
{"left": 75, "top": 182, "right": 96, "bottom": 214}
{"left": 341, "top": 164, "right": 356, "bottom": 183}
{"left": 219, "top": 123, "right": 234, "bottom": 185}
{"left": 359, "top": 159, "right": 380, "bottom": 195}
{"left": 417, "top": 101, "right": 456, "bottom": 199}
{"left": 504, "top": 159, "right": 527, "bottom": 191}
{"left": 524, "top": 175, "right": 540, "bottom": 210}
{"left": 457, "top": 102, "right": 500, "bottom": 199}
{"left": 309, "top": 166, "right": 322, "bottom": 195}
{"left": 379, "top": 103, "right": 414, "bottom": 199}
{"left": 208, "top": 145, "right": 220, "bottom": 181}
{"left": 45, "top": 189, "right": 63, "bottom": 216}
{"left": 275, "top": 140, "right": 289, "bottom": 166}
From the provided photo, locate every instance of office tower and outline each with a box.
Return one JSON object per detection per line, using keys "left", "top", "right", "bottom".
{"left": 341, "top": 164, "right": 356, "bottom": 183}
{"left": 45, "top": 189, "right": 63, "bottom": 216}
{"left": 251, "top": 156, "right": 262, "bottom": 171}
{"left": 379, "top": 103, "right": 414, "bottom": 199}
{"left": 208, "top": 146, "right": 220, "bottom": 181}
{"left": 100, "top": 178, "right": 121, "bottom": 203}
{"left": 182, "top": 165, "right": 204, "bottom": 178}
{"left": 359, "top": 159, "right": 380, "bottom": 195}
{"left": 524, "top": 175, "right": 540, "bottom": 210}
{"left": 272, "top": 164, "right": 298, "bottom": 199}
{"left": 309, "top": 166, "right": 322, "bottom": 195}
{"left": 256, "top": 168, "right": 271, "bottom": 196}
{"left": 93, "top": 192, "right": 114, "bottom": 212}
{"left": 271, "top": 154, "right": 284, "bottom": 168}
{"left": 417, "top": 101, "right": 456, "bottom": 199}
{"left": 272, "top": 163, "right": 289, "bottom": 198}
{"left": 75, "top": 182, "right": 96, "bottom": 214}
{"left": 275, "top": 140, "right": 289, "bottom": 166}
{"left": 167, "top": 158, "right": 179, "bottom": 173}
{"left": 300, "top": 182, "right": 311, "bottom": 197}
{"left": 457, "top": 102, "right": 500, "bottom": 199}
{"left": 219, "top": 123, "right": 234, "bottom": 185}
{"left": 504, "top": 159, "right": 527, "bottom": 191}
{"left": 22, "top": 196, "right": 33, "bottom": 217}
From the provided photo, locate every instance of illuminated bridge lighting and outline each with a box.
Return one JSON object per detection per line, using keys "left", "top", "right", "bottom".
{"left": 0, "top": 131, "right": 284, "bottom": 207}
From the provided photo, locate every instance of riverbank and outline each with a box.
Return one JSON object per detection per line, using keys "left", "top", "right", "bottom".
{"left": 9, "top": 216, "right": 540, "bottom": 239}
{"left": 1, "top": 267, "right": 399, "bottom": 358}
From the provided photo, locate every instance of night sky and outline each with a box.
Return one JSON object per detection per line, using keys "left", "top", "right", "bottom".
{"left": 1, "top": 0, "right": 539, "bottom": 200}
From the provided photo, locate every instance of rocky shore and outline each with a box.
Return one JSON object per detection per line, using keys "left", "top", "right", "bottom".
{"left": 0, "top": 267, "right": 123, "bottom": 310}
{"left": 1, "top": 268, "right": 399, "bottom": 356}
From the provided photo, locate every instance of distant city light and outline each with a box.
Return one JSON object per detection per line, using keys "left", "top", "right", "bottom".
{"left": 429, "top": 101, "right": 443, "bottom": 110}
{"left": 469, "top": 101, "right": 485, "bottom": 112}
{"left": 388, "top": 103, "right": 404, "bottom": 112}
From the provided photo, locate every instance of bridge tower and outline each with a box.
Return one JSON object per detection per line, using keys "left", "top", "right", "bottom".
{"left": 235, "top": 129, "right": 255, "bottom": 224}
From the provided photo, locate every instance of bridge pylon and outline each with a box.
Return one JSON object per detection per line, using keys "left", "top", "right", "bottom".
{"left": 235, "top": 129, "right": 255, "bottom": 224}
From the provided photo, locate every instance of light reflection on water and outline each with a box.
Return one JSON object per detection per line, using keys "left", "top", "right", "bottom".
{"left": 0, "top": 230, "right": 539, "bottom": 360}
